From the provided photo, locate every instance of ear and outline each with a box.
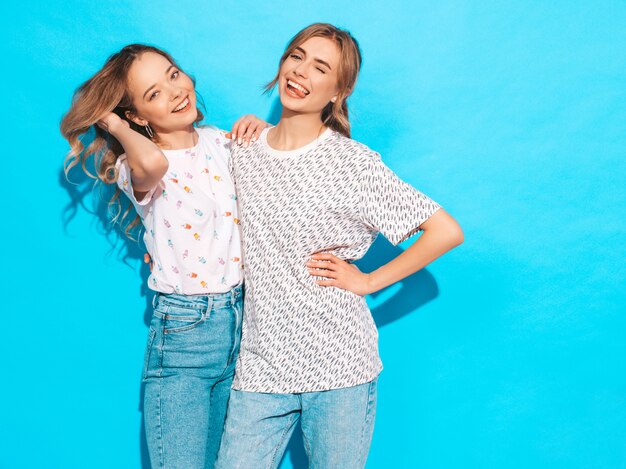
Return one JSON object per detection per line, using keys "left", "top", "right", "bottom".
{"left": 330, "top": 96, "right": 338, "bottom": 103}
{"left": 125, "top": 110, "right": 148, "bottom": 127}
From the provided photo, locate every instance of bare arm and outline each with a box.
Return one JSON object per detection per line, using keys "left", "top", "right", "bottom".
{"left": 307, "top": 209, "right": 464, "bottom": 296}
{"left": 98, "top": 112, "right": 168, "bottom": 198}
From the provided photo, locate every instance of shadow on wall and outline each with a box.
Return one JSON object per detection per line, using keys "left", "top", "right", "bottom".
{"left": 59, "top": 127, "right": 153, "bottom": 468}
{"left": 59, "top": 132, "right": 153, "bottom": 324}
{"left": 281, "top": 236, "right": 439, "bottom": 468}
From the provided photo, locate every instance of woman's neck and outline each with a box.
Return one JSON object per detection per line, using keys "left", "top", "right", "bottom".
{"left": 156, "top": 126, "right": 198, "bottom": 150}
{"left": 267, "top": 112, "right": 327, "bottom": 151}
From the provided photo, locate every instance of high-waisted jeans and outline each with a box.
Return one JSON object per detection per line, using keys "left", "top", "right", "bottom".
{"left": 143, "top": 284, "right": 243, "bottom": 469}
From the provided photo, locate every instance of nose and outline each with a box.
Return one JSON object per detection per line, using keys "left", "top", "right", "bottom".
{"left": 293, "top": 61, "right": 309, "bottom": 79}
{"left": 168, "top": 85, "right": 182, "bottom": 101}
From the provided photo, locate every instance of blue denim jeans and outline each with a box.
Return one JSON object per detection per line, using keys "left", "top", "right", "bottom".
{"left": 143, "top": 285, "right": 243, "bottom": 469}
{"left": 215, "top": 379, "right": 377, "bottom": 469}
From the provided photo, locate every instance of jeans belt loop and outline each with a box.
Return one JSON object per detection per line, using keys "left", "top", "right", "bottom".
{"left": 230, "top": 286, "right": 237, "bottom": 306}
{"left": 152, "top": 292, "right": 160, "bottom": 309}
{"left": 204, "top": 296, "right": 213, "bottom": 319}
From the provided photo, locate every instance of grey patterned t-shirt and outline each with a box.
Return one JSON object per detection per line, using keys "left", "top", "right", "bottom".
{"left": 230, "top": 128, "right": 441, "bottom": 393}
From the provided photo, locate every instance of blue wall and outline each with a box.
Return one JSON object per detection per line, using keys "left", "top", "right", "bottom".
{"left": 2, "top": 1, "right": 625, "bottom": 468}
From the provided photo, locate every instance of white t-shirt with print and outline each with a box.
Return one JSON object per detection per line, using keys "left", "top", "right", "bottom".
{"left": 116, "top": 126, "right": 243, "bottom": 294}
{"left": 230, "top": 127, "right": 441, "bottom": 393}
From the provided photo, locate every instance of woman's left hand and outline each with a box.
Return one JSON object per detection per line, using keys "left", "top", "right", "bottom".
{"left": 307, "top": 253, "right": 373, "bottom": 296}
{"left": 226, "top": 114, "right": 270, "bottom": 147}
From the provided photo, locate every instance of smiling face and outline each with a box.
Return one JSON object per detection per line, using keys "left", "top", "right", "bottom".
{"left": 278, "top": 36, "right": 341, "bottom": 117}
{"left": 125, "top": 51, "right": 197, "bottom": 133}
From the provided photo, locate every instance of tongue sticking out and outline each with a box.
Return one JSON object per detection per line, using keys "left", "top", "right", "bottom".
{"left": 288, "top": 82, "right": 307, "bottom": 98}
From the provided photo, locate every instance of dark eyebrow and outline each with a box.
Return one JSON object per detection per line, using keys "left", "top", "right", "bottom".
{"left": 142, "top": 64, "right": 175, "bottom": 99}
{"left": 314, "top": 58, "right": 332, "bottom": 71}
{"left": 294, "top": 46, "right": 332, "bottom": 71}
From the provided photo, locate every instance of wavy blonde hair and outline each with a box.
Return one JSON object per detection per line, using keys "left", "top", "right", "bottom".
{"left": 60, "top": 44, "right": 203, "bottom": 238}
{"left": 265, "top": 23, "right": 362, "bottom": 138}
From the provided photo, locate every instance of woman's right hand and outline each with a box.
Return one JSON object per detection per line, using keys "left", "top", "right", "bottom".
{"left": 97, "top": 112, "right": 129, "bottom": 135}
{"left": 227, "top": 114, "right": 270, "bottom": 147}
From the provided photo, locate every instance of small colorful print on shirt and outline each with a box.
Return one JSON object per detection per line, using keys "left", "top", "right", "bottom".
{"left": 115, "top": 126, "right": 242, "bottom": 294}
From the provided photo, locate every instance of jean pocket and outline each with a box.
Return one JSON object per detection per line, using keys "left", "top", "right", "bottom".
{"left": 158, "top": 305, "right": 206, "bottom": 334}
{"left": 142, "top": 328, "right": 157, "bottom": 380}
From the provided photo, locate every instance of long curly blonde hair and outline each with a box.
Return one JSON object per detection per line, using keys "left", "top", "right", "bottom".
{"left": 60, "top": 44, "right": 203, "bottom": 238}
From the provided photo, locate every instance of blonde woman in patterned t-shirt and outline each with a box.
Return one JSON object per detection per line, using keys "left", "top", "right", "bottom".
{"left": 216, "top": 24, "right": 464, "bottom": 468}
{"left": 61, "top": 44, "right": 267, "bottom": 469}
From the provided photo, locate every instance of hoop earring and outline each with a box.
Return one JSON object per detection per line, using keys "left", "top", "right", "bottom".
{"left": 145, "top": 123, "right": 154, "bottom": 138}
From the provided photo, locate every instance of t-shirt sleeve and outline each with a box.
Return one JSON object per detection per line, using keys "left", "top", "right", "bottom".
{"left": 358, "top": 153, "right": 441, "bottom": 245}
{"left": 115, "top": 155, "right": 160, "bottom": 208}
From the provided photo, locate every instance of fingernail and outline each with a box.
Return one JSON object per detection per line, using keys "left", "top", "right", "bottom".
{"left": 238, "top": 138, "right": 242, "bottom": 145}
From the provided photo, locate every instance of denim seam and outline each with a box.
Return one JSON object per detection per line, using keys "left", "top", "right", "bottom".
{"left": 226, "top": 298, "right": 242, "bottom": 366}
{"left": 213, "top": 296, "right": 242, "bottom": 383}
{"left": 301, "top": 422, "right": 312, "bottom": 461}
{"left": 269, "top": 412, "right": 298, "bottom": 469}
{"left": 161, "top": 303, "right": 207, "bottom": 333}
{"left": 154, "top": 309, "right": 201, "bottom": 321}
{"left": 205, "top": 296, "right": 213, "bottom": 319}
{"left": 359, "top": 380, "right": 377, "bottom": 465}
{"left": 155, "top": 284, "right": 242, "bottom": 309}
{"left": 155, "top": 323, "right": 164, "bottom": 376}
{"left": 156, "top": 301, "right": 207, "bottom": 310}
{"left": 214, "top": 299, "right": 238, "bottom": 384}
{"left": 142, "top": 329, "right": 157, "bottom": 380}
{"left": 155, "top": 378, "right": 164, "bottom": 467}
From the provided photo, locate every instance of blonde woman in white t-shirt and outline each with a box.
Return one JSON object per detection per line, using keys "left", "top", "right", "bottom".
{"left": 61, "top": 44, "right": 267, "bottom": 469}
{"left": 216, "top": 24, "right": 464, "bottom": 467}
